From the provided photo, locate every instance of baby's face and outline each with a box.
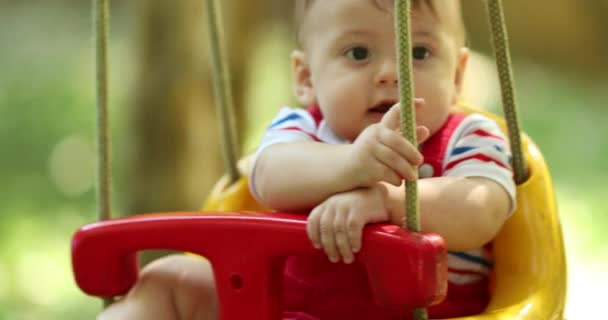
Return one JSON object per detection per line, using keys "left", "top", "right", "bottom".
{"left": 292, "top": 0, "right": 468, "bottom": 141}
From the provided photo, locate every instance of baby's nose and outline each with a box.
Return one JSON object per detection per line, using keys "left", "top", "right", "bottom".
{"left": 376, "top": 61, "right": 399, "bottom": 86}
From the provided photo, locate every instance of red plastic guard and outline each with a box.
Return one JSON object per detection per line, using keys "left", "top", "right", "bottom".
{"left": 72, "top": 212, "right": 447, "bottom": 320}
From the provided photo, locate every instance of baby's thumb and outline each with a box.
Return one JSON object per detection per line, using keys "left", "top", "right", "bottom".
{"left": 416, "top": 126, "right": 430, "bottom": 145}
{"left": 381, "top": 99, "right": 426, "bottom": 130}
{"left": 380, "top": 103, "right": 401, "bottom": 130}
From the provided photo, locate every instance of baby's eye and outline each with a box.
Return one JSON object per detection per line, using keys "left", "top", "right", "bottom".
{"left": 413, "top": 46, "right": 430, "bottom": 60}
{"left": 346, "top": 46, "right": 370, "bottom": 61}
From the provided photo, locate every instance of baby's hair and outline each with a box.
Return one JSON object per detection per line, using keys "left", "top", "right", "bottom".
{"left": 295, "top": 0, "right": 463, "bottom": 46}
{"left": 295, "top": 0, "right": 436, "bottom": 34}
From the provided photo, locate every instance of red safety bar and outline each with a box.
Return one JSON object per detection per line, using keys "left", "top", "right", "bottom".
{"left": 72, "top": 212, "right": 447, "bottom": 320}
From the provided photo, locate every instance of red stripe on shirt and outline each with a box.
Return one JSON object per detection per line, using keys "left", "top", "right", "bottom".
{"left": 278, "top": 127, "right": 321, "bottom": 142}
{"left": 307, "top": 105, "right": 323, "bottom": 128}
{"left": 445, "top": 154, "right": 510, "bottom": 171}
{"left": 466, "top": 129, "right": 505, "bottom": 141}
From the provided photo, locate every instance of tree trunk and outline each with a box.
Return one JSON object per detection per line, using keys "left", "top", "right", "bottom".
{"left": 462, "top": 0, "right": 608, "bottom": 76}
{"left": 122, "top": 0, "right": 293, "bottom": 264}
{"left": 124, "top": 0, "right": 223, "bottom": 217}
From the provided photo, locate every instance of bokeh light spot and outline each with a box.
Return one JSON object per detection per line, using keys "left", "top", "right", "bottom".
{"left": 48, "top": 135, "right": 95, "bottom": 197}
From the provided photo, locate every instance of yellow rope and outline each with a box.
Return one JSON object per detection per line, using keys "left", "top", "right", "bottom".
{"left": 395, "top": 1, "right": 427, "bottom": 319}
{"left": 204, "top": 0, "right": 240, "bottom": 184}
{"left": 487, "top": 0, "right": 528, "bottom": 184}
{"left": 93, "top": 0, "right": 114, "bottom": 308}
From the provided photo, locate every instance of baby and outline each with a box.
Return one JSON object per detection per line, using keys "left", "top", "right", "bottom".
{"left": 99, "top": 0, "right": 515, "bottom": 319}
{"left": 251, "top": 0, "right": 514, "bottom": 318}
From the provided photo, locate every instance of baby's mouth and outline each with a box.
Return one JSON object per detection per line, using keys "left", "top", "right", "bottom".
{"left": 369, "top": 101, "right": 396, "bottom": 114}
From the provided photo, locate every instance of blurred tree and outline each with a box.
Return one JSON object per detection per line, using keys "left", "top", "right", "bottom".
{"left": 123, "top": 0, "right": 293, "bottom": 216}
{"left": 463, "top": 0, "right": 608, "bottom": 77}
{"left": 124, "top": 0, "right": 220, "bottom": 217}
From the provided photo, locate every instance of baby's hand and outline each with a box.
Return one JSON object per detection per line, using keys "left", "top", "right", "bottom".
{"left": 348, "top": 100, "right": 430, "bottom": 187}
{"left": 307, "top": 185, "right": 389, "bottom": 264}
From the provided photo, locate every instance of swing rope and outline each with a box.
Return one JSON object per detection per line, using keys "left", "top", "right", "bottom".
{"left": 487, "top": 0, "right": 527, "bottom": 184}
{"left": 204, "top": 0, "right": 240, "bottom": 184}
{"left": 93, "top": 0, "right": 114, "bottom": 308}
{"left": 94, "top": 0, "right": 111, "bottom": 223}
{"left": 395, "top": 1, "right": 428, "bottom": 319}
{"left": 395, "top": 0, "right": 421, "bottom": 233}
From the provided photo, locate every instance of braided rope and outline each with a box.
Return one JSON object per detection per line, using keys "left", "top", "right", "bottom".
{"left": 94, "top": 0, "right": 111, "bottom": 222}
{"left": 487, "top": 0, "right": 527, "bottom": 184}
{"left": 395, "top": 1, "right": 428, "bottom": 319}
{"left": 94, "top": 0, "right": 114, "bottom": 308}
{"left": 395, "top": 0, "right": 420, "bottom": 232}
{"left": 204, "top": 0, "right": 240, "bottom": 184}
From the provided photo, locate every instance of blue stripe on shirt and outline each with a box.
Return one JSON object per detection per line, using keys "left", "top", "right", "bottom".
{"left": 448, "top": 251, "right": 494, "bottom": 269}
{"left": 451, "top": 146, "right": 476, "bottom": 156}
{"left": 450, "top": 145, "right": 504, "bottom": 156}
{"left": 269, "top": 113, "right": 302, "bottom": 129}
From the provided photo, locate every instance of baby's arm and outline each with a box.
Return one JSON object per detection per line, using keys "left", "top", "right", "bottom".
{"left": 253, "top": 141, "right": 360, "bottom": 211}
{"left": 253, "top": 104, "right": 427, "bottom": 211}
{"left": 384, "top": 177, "right": 510, "bottom": 251}
{"left": 385, "top": 114, "right": 515, "bottom": 251}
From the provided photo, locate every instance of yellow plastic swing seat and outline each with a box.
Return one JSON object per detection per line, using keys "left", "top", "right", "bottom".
{"left": 204, "top": 105, "right": 567, "bottom": 320}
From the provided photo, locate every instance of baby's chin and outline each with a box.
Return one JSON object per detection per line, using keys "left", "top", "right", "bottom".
{"left": 338, "top": 126, "right": 364, "bottom": 143}
{"left": 420, "top": 112, "right": 451, "bottom": 137}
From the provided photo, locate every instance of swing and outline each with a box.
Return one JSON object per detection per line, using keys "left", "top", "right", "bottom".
{"left": 71, "top": 0, "right": 567, "bottom": 319}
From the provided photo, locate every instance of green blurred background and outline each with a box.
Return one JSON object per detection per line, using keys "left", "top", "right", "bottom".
{"left": 0, "top": 1, "right": 606, "bottom": 319}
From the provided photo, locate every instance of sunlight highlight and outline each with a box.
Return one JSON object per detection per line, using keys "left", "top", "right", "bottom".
{"left": 556, "top": 183, "right": 605, "bottom": 318}
{"left": 0, "top": 260, "right": 8, "bottom": 302}
{"left": 8, "top": 215, "right": 89, "bottom": 311}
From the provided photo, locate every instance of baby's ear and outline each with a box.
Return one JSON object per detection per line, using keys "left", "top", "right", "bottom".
{"left": 453, "top": 47, "right": 470, "bottom": 104}
{"left": 291, "top": 50, "right": 316, "bottom": 106}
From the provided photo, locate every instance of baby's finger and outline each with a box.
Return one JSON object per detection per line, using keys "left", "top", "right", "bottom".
{"left": 381, "top": 99, "right": 425, "bottom": 131}
{"left": 373, "top": 162, "right": 402, "bottom": 186}
{"left": 378, "top": 126, "right": 423, "bottom": 167}
{"left": 380, "top": 103, "right": 401, "bottom": 130}
{"left": 333, "top": 211, "right": 354, "bottom": 264}
{"left": 373, "top": 144, "right": 415, "bottom": 183}
{"left": 416, "top": 126, "right": 430, "bottom": 145}
{"left": 307, "top": 208, "right": 322, "bottom": 249}
{"left": 414, "top": 98, "right": 426, "bottom": 109}
{"left": 320, "top": 210, "right": 339, "bottom": 263}
{"left": 347, "top": 215, "right": 364, "bottom": 254}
